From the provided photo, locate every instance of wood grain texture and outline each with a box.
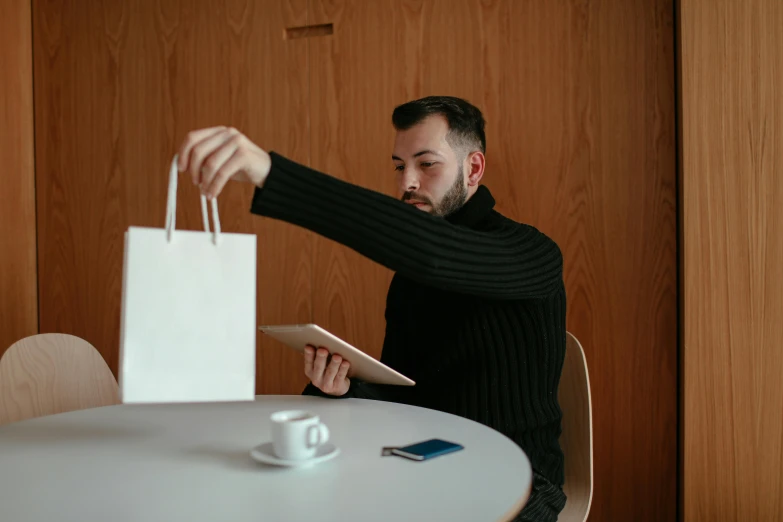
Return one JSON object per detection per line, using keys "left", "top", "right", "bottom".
{"left": 308, "top": 1, "right": 677, "bottom": 520}
{"left": 32, "top": 0, "right": 312, "bottom": 394}
{"left": 0, "top": 333, "right": 118, "bottom": 425}
{"left": 0, "top": 0, "right": 38, "bottom": 356}
{"left": 680, "top": 0, "right": 783, "bottom": 520}
{"left": 307, "top": 0, "right": 398, "bottom": 362}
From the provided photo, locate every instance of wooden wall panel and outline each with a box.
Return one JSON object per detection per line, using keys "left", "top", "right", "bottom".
{"left": 0, "top": 0, "right": 38, "bottom": 355}
{"left": 308, "top": 1, "right": 677, "bottom": 520}
{"left": 307, "top": 0, "right": 397, "bottom": 360}
{"left": 680, "top": 0, "right": 783, "bottom": 520}
{"left": 30, "top": 0, "right": 677, "bottom": 518}
{"left": 32, "top": 0, "right": 312, "bottom": 394}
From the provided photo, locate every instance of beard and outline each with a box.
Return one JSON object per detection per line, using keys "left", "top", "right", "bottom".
{"left": 402, "top": 164, "right": 468, "bottom": 217}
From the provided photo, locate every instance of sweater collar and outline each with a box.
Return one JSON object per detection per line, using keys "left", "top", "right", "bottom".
{"left": 445, "top": 185, "right": 496, "bottom": 227}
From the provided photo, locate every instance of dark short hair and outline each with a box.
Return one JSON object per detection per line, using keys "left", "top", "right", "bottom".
{"left": 392, "top": 96, "right": 486, "bottom": 155}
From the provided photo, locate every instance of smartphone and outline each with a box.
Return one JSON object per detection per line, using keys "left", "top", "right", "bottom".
{"left": 391, "top": 439, "right": 464, "bottom": 461}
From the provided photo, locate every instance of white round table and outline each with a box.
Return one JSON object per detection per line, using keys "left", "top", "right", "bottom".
{"left": 0, "top": 396, "right": 532, "bottom": 521}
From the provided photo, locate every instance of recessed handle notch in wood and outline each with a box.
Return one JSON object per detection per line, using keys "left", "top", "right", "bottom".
{"left": 285, "top": 23, "right": 333, "bottom": 40}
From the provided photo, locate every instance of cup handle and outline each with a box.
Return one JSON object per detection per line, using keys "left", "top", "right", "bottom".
{"left": 306, "top": 423, "right": 330, "bottom": 448}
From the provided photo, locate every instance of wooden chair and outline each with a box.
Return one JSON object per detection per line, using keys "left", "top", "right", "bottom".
{"left": 0, "top": 333, "right": 119, "bottom": 425}
{"left": 558, "top": 332, "right": 594, "bottom": 521}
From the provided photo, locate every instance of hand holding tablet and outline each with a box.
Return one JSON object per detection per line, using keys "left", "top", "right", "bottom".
{"left": 259, "top": 324, "right": 415, "bottom": 387}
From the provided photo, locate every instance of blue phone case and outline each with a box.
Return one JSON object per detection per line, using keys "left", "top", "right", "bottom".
{"left": 391, "top": 439, "right": 464, "bottom": 461}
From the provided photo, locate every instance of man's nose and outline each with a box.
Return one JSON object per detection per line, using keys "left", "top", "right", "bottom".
{"left": 401, "top": 167, "right": 420, "bottom": 192}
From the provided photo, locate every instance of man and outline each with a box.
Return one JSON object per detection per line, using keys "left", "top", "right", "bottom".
{"left": 177, "top": 96, "right": 567, "bottom": 521}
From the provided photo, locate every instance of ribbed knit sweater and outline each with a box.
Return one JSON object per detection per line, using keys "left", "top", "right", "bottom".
{"left": 250, "top": 152, "right": 567, "bottom": 487}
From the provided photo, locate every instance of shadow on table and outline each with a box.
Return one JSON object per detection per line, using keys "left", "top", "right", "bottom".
{"left": 183, "top": 445, "right": 287, "bottom": 473}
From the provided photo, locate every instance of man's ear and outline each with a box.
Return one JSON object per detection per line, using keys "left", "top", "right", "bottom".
{"left": 466, "top": 151, "right": 485, "bottom": 186}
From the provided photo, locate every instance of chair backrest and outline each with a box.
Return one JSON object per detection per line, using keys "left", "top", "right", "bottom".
{"left": 558, "top": 332, "right": 594, "bottom": 521}
{"left": 0, "top": 333, "right": 119, "bottom": 425}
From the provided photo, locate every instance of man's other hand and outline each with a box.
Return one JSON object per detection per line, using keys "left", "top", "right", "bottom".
{"left": 304, "top": 345, "right": 351, "bottom": 396}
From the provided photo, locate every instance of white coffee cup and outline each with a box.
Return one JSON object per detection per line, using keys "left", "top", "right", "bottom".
{"left": 270, "top": 410, "right": 330, "bottom": 461}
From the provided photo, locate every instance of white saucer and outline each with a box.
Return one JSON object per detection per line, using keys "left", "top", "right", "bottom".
{"left": 250, "top": 442, "right": 340, "bottom": 467}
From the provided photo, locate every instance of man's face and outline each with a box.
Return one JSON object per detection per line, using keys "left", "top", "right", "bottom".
{"left": 392, "top": 115, "right": 469, "bottom": 217}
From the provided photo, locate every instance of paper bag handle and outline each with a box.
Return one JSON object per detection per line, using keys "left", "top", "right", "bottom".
{"left": 165, "top": 155, "right": 221, "bottom": 244}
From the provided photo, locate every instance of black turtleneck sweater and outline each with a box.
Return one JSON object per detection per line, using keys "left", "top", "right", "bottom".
{"left": 250, "top": 152, "right": 566, "bottom": 488}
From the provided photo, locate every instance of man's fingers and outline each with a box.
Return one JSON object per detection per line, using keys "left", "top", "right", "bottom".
{"left": 303, "top": 345, "right": 315, "bottom": 379}
{"left": 177, "top": 126, "right": 226, "bottom": 174}
{"left": 335, "top": 360, "right": 350, "bottom": 384}
{"left": 322, "top": 354, "right": 343, "bottom": 387}
{"left": 312, "top": 348, "right": 329, "bottom": 382}
{"left": 204, "top": 145, "right": 244, "bottom": 200}
{"left": 188, "top": 128, "right": 237, "bottom": 187}
{"left": 201, "top": 134, "right": 240, "bottom": 184}
{"left": 305, "top": 346, "right": 349, "bottom": 396}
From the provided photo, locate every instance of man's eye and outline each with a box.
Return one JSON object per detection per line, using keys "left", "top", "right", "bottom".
{"left": 393, "top": 165, "right": 404, "bottom": 171}
{"left": 421, "top": 162, "right": 435, "bottom": 168}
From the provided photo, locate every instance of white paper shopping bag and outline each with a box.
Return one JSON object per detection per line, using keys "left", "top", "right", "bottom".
{"left": 118, "top": 156, "right": 256, "bottom": 403}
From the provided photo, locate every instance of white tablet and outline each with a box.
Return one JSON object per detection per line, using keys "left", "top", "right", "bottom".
{"left": 258, "top": 323, "right": 415, "bottom": 387}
